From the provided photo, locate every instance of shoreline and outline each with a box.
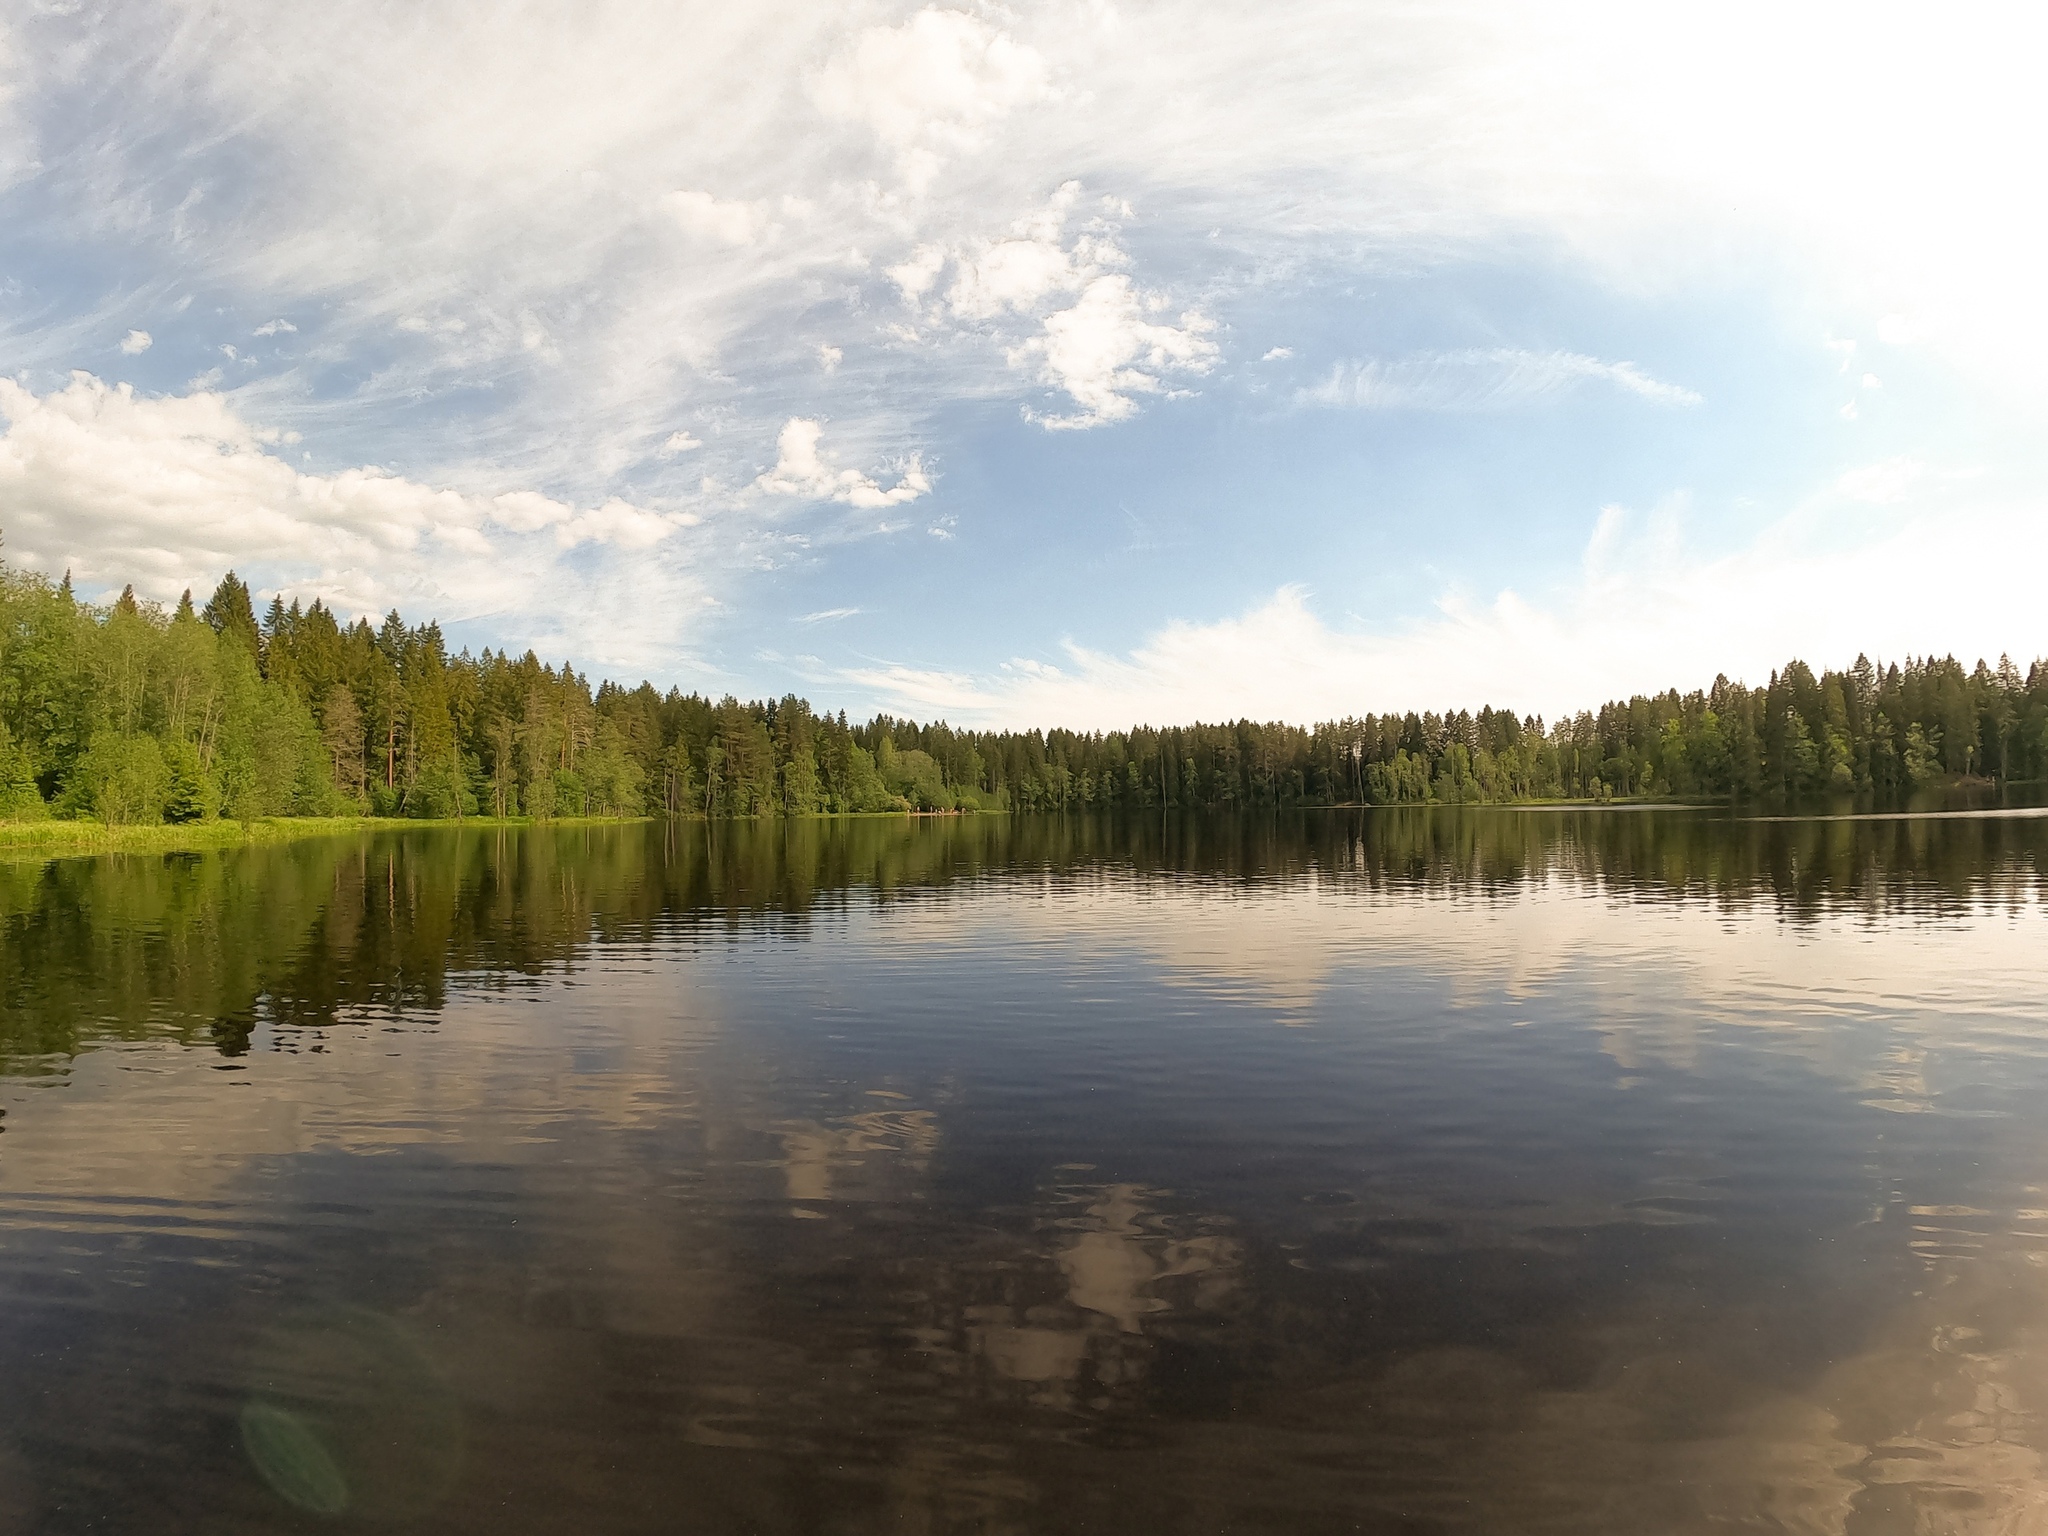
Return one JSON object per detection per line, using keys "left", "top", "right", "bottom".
{"left": 0, "top": 815, "right": 656, "bottom": 863}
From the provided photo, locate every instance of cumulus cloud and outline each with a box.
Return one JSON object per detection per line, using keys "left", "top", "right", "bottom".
{"left": 946, "top": 231, "right": 1085, "bottom": 320}
{"left": 0, "top": 374, "right": 694, "bottom": 634}
{"left": 842, "top": 484, "right": 2048, "bottom": 729}
{"left": 812, "top": 7, "right": 1048, "bottom": 190}
{"left": 549, "top": 497, "right": 686, "bottom": 549}
{"left": 1305, "top": 350, "right": 1700, "bottom": 411}
{"left": 10, "top": 0, "right": 2043, "bottom": 481}
{"left": 253, "top": 318, "right": 296, "bottom": 336}
{"left": 1014, "top": 275, "right": 1219, "bottom": 428}
{"left": 894, "top": 184, "right": 1216, "bottom": 427}
{"left": 5, "top": 0, "right": 2047, "bottom": 696}
{"left": 119, "top": 329, "right": 152, "bottom": 354}
{"left": 885, "top": 244, "right": 947, "bottom": 302}
{"left": 755, "top": 418, "right": 930, "bottom": 509}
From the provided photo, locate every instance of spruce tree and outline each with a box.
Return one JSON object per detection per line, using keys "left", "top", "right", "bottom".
{"left": 203, "top": 572, "right": 262, "bottom": 661}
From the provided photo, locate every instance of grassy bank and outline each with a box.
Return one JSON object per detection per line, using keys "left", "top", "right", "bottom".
{"left": 0, "top": 814, "right": 655, "bottom": 864}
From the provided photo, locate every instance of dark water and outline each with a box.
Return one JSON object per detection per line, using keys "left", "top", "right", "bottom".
{"left": 0, "top": 809, "right": 2045, "bottom": 1534}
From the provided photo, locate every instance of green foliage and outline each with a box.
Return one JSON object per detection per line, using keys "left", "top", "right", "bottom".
{"left": 880, "top": 740, "right": 955, "bottom": 809}
{"left": 0, "top": 551, "right": 2043, "bottom": 825}
{"left": 404, "top": 759, "right": 472, "bottom": 819}
{"left": 1903, "top": 724, "right": 1942, "bottom": 786}
{"left": 552, "top": 769, "right": 587, "bottom": 817}
{"left": 579, "top": 737, "right": 644, "bottom": 818}
{"left": 202, "top": 570, "right": 263, "bottom": 662}
{"left": 0, "top": 721, "right": 44, "bottom": 818}
{"left": 64, "top": 730, "right": 169, "bottom": 825}
{"left": 163, "top": 737, "right": 217, "bottom": 822}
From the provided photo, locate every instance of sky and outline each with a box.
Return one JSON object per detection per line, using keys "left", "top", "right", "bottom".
{"left": 0, "top": 0, "right": 2044, "bottom": 728}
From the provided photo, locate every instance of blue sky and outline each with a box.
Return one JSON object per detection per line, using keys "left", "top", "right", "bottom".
{"left": 1, "top": 1, "right": 2043, "bottom": 726}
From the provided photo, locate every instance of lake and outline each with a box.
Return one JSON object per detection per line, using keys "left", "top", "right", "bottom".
{"left": 0, "top": 808, "right": 2044, "bottom": 1533}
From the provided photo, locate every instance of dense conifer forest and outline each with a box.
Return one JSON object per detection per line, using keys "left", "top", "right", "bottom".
{"left": 1, "top": 559, "right": 2042, "bottom": 824}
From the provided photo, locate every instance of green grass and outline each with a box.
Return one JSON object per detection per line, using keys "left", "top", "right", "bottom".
{"left": 0, "top": 814, "right": 655, "bottom": 864}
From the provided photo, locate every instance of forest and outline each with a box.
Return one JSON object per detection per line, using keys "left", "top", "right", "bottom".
{"left": 1, "top": 558, "right": 2043, "bottom": 824}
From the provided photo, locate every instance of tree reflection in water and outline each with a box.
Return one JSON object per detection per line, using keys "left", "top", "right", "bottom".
{"left": 0, "top": 809, "right": 2039, "bottom": 1532}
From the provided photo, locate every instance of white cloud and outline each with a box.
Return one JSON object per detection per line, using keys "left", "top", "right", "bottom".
{"left": 1830, "top": 457, "right": 1922, "bottom": 505}
{"left": 895, "top": 185, "right": 1216, "bottom": 427}
{"left": 1261, "top": 347, "right": 1292, "bottom": 361}
{"left": 818, "top": 344, "right": 842, "bottom": 372}
{"left": 0, "top": 375, "right": 697, "bottom": 652}
{"left": 5, "top": 0, "right": 2048, "bottom": 697}
{"left": 946, "top": 231, "right": 1081, "bottom": 320}
{"left": 119, "top": 330, "right": 152, "bottom": 355}
{"left": 550, "top": 497, "right": 689, "bottom": 550}
{"left": 812, "top": 8, "right": 1048, "bottom": 190}
{"left": 0, "top": 20, "right": 24, "bottom": 189}
{"left": 659, "top": 430, "right": 701, "bottom": 454}
{"left": 663, "top": 190, "right": 764, "bottom": 246}
{"left": 843, "top": 482, "right": 2048, "bottom": 729}
{"left": 798, "top": 607, "right": 860, "bottom": 623}
{"left": 838, "top": 661, "right": 995, "bottom": 715}
{"left": 755, "top": 418, "right": 930, "bottom": 509}
{"left": 1015, "top": 276, "right": 1218, "bottom": 428}
{"left": 885, "top": 244, "right": 947, "bottom": 302}
{"left": 10, "top": 0, "right": 2044, "bottom": 479}
{"left": 1306, "top": 349, "right": 1700, "bottom": 412}
{"left": 253, "top": 318, "right": 296, "bottom": 336}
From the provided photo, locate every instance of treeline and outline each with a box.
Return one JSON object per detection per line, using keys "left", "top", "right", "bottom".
{"left": 1, "top": 558, "right": 2044, "bottom": 824}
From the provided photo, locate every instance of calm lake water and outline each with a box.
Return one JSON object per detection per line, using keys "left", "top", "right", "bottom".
{"left": 1, "top": 809, "right": 2045, "bottom": 1533}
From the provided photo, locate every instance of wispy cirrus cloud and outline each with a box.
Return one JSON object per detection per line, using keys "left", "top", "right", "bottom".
{"left": 1302, "top": 349, "right": 1700, "bottom": 412}
{"left": 837, "top": 662, "right": 997, "bottom": 716}
{"left": 2, "top": 0, "right": 2043, "bottom": 704}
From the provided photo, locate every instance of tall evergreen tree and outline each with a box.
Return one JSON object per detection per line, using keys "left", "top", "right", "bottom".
{"left": 202, "top": 572, "right": 262, "bottom": 662}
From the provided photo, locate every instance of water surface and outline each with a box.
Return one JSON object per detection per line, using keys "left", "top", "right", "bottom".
{"left": 1, "top": 809, "right": 2045, "bottom": 1533}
